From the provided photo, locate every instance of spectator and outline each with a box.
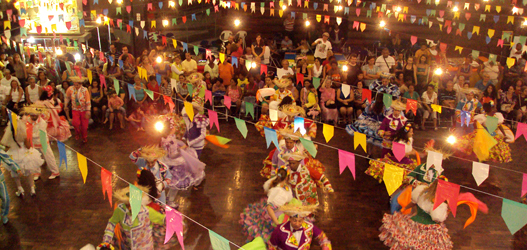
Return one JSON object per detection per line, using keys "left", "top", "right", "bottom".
{"left": 415, "top": 55, "right": 429, "bottom": 94}
{"left": 105, "top": 89, "right": 125, "bottom": 130}
{"left": 219, "top": 58, "right": 234, "bottom": 86}
{"left": 1, "top": 69, "right": 20, "bottom": 89}
{"left": 146, "top": 75, "right": 161, "bottom": 105}
{"left": 481, "top": 84, "right": 498, "bottom": 104}
{"left": 56, "top": 80, "right": 71, "bottom": 102}
{"left": 295, "top": 39, "right": 310, "bottom": 56}
{"left": 510, "top": 42, "right": 524, "bottom": 60}
{"left": 370, "top": 73, "right": 400, "bottom": 97}
{"left": 244, "top": 47, "right": 253, "bottom": 61}
{"left": 252, "top": 34, "right": 265, "bottom": 60}
{"left": 231, "top": 39, "right": 244, "bottom": 58}
{"left": 345, "top": 54, "right": 361, "bottom": 86}
{"left": 402, "top": 84, "right": 423, "bottom": 129}
{"left": 118, "top": 46, "right": 135, "bottom": 66}
{"left": 394, "top": 54, "right": 404, "bottom": 75}
{"left": 498, "top": 85, "right": 520, "bottom": 122}
{"left": 295, "top": 58, "right": 312, "bottom": 81}
{"left": 237, "top": 73, "right": 249, "bottom": 90}
{"left": 481, "top": 60, "right": 500, "bottom": 86}
{"left": 212, "top": 78, "right": 225, "bottom": 95}
{"left": 438, "top": 80, "right": 458, "bottom": 127}
{"left": 414, "top": 43, "right": 431, "bottom": 63}
{"left": 122, "top": 54, "right": 137, "bottom": 83}
{"left": 82, "top": 51, "right": 98, "bottom": 70}
{"left": 303, "top": 83, "right": 320, "bottom": 119}
{"left": 362, "top": 56, "right": 381, "bottom": 87}
{"left": 428, "top": 75, "right": 440, "bottom": 91}
{"left": 375, "top": 48, "right": 395, "bottom": 74}
{"left": 327, "top": 61, "right": 343, "bottom": 87}
{"left": 176, "top": 74, "right": 191, "bottom": 103}
{"left": 160, "top": 76, "right": 174, "bottom": 100}
{"left": 234, "top": 57, "right": 249, "bottom": 77}
{"left": 60, "top": 45, "right": 76, "bottom": 63}
{"left": 518, "top": 86, "right": 527, "bottom": 122}
{"left": 25, "top": 76, "right": 40, "bottom": 105}
{"left": 12, "top": 53, "right": 27, "bottom": 88}
{"left": 125, "top": 106, "right": 145, "bottom": 131}
{"left": 204, "top": 71, "right": 213, "bottom": 90}
{"left": 312, "top": 33, "right": 332, "bottom": 60}
{"left": 475, "top": 73, "right": 494, "bottom": 92}
{"left": 329, "top": 24, "right": 344, "bottom": 52}
{"left": 130, "top": 76, "right": 147, "bottom": 112}
{"left": 276, "top": 59, "right": 295, "bottom": 80}
{"left": 457, "top": 56, "right": 477, "bottom": 87}
{"left": 27, "top": 55, "right": 40, "bottom": 78}
{"left": 336, "top": 79, "right": 355, "bottom": 124}
{"left": 136, "top": 49, "right": 149, "bottom": 66}
{"left": 394, "top": 72, "right": 408, "bottom": 94}
{"left": 353, "top": 81, "right": 367, "bottom": 116}
{"left": 204, "top": 55, "right": 219, "bottom": 80}
{"left": 181, "top": 52, "right": 197, "bottom": 76}
{"left": 89, "top": 80, "right": 106, "bottom": 123}
{"left": 155, "top": 55, "right": 172, "bottom": 78}
{"left": 283, "top": 13, "right": 295, "bottom": 40}
{"left": 421, "top": 84, "right": 438, "bottom": 130}
{"left": 103, "top": 55, "right": 122, "bottom": 79}
{"left": 403, "top": 57, "right": 417, "bottom": 85}
{"left": 65, "top": 80, "right": 91, "bottom": 143}
{"left": 170, "top": 54, "right": 184, "bottom": 80}
{"left": 5, "top": 79, "right": 25, "bottom": 114}
{"left": 281, "top": 35, "right": 294, "bottom": 51}
{"left": 227, "top": 78, "right": 242, "bottom": 115}
{"left": 222, "top": 34, "right": 235, "bottom": 55}
{"left": 312, "top": 58, "right": 324, "bottom": 79}
{"left": 503, "top": 60, "right": 522, "bottom": 91}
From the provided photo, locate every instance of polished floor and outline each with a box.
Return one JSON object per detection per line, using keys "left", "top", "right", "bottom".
{"left": 0, "top": 118, "right": 526, "bottom": 250}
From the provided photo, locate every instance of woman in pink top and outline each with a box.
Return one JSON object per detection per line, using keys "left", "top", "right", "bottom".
{"left": 227, "top": 78, "right": 242, "bottom": 115}
{"left": 319, "top": 79, "right": 339, "bottom": 124}
{"left": 65, "top": 81, "right": 91, "bottom": 143}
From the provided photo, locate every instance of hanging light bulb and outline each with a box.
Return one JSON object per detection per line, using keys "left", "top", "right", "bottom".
{"left": 27, "top": 37, "right": 36, "bottom": 43}
{"left": 523, "top": 19, "right": 527, "bottom": 26}
{"left": 305, "top": 20, "right": 310, "bottom": 27}
{"left": 156, "top": 56, "right": 163, "bottom": 63}
{"left": 446, "top": 135, "right": 457, "bottom": 144}
{"left": 396, "top": 6, "right": 402, "bottom": 12}
{"left": 435, "top": 0, "right": 440, "bottom": 4}
{"left": 434, "top": 68, "right": 443, "bottom": 75}
{"left": 282, "top": 5, "right": 287, "bottom": 10}
{"left": 162, "top": 19, "right": 169, "bottom": 27}
{"left": 234, "top": 19, "right": 241, "bottom": 27}
{"left": 155, "top": 121, "right": 165, "bottom": 132}
{"left": 342, "top": 65, "right": 349, "bottom": 72}
{"left": 452, "top": 6, "right": 459, "bottom": 12}
{"left": 116, "top": 0, "right": 123, "bottom": 4}
{"left": 251, "top": 62, "right": 257, "bottom": 68}
{"left": 104, "top": 16, "right": 109, "bottom": 22}
{"left": 56, "top": 48, "right": 63, "bottom": 55}
{"left": 513, "top": 6, "right": 519, "bottom": 13}
{"left": 74, "top": 53, "right": 81, "bottom": 62}
{"left": 168, "top": 1, "right": 175, "bottom": 7}
{"left": 96, "top": 17, "right": 102, "bottom": 24}
{"left": 379, "top": 20, "right": 386, "bottom": 27}
{"left": 338, "top": 6, "right": 343, "bottom": 11}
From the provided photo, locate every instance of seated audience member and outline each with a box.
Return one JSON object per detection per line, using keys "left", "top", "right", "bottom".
{"left": 125, "top": 106, "right": 145, "bottom": 131}
{"left": 438, "top": 80, "right": 457, "bottom": 127}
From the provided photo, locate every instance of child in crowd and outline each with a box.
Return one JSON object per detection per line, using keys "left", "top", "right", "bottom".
{"left": 204, "top": 71, "right": 213, "bottom": 90}
{"left": 212, "top": 78, "right": 226, "bottom": 106}
{"left": 304, "top": 83, "right": 321, "bottom": 119}
{"left": 104, "top": 89, "right": 126, "bottom": 130}
{"left": 126, "top": 107, "right": 146, "bottom": 131}
{"left": 237, "top": 73, "right": 249, "bottom": 90}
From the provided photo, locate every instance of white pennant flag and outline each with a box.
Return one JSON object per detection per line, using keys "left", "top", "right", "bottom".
{"left": 472, "top": 162, "right": 489, "bottom": 186}
{"left": 141, "top": 21, "right": 145, "bottom": 29}
{"left": 251, "top": 2, "right": 256, "bottom": 13}
{"left": 426, "top": 150, "right": 443, "bottom": 173}
{"left": 342, "top": 84, "right": 350, "bottom": 98}
{"left": 270, "top": 109, "right": 278, "bottom": 126}
{"left": 261, "top": 6, "right": 265, "bottom": 14}
{"left": 336, "top": 17, "right": 342, "bottom": 25}
{"left": 213, "top": 0, "right": 216, "bottom": 4}
{"left": 4, "top": 30, "right": 11, "bottom": 39}
{"left": 429, "top": 21, "right": 433, "bottom": 28}
{"left": 108, "top": 0, "right": 113, "bottom": 3}
{"left": 135, "top": 27, "right": 139, "bottom": 36}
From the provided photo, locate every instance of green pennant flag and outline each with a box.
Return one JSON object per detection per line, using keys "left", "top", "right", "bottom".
{"left": 381, "top": 4, "right": 386, "bottom": 12}
{"left": 303, "top": 13, "right": 307, "bottom": 20}
{"left": 363, "top": 2, "right": 366, "bottom": 7}
{"left": 472, "top": 50, "right": 480, "bottom": 59}
{"left": 215, "top": 136, "right": 232, "bottom": 145}
{"left": 489, "top": 54, "right": 497, "bottom": 62}
{"left": 77, "top": 12, "right": 83, "bottom": 19}
{"left": 426, "top": 0, "right": 431, "bottom": 4}
{"left": 383, "top": 93, "right": 392, "bottom": 108}
{"left": 194, "top": 45, "right": 199, "bottom": 56}
{"left": 113, "top": 79, "right": 120, "bottom": 95}
{"left": 65, "top": 62, "right": 72, "bottom": 73}
{"left": 153, "top": 33, "right": 158, "bottom": 42}
{"left": 234, "top": 118, "right": 248, "bottom": 138}
{"left": 187, "top": 83, "right": 194, "bottom": 96}
{"left": 66, "top": 38, "right": 71, "bottom": 46}
{"left": 39, "top": 129, "right": 47, "bottom": 154}
{"left": 245, "top": 101, "right": 254, "bottom": 119}
{"left": 74, "top": 40, "right": 78, "bottom": 48}
{"left": 206, "top": 8, "right": 210, "bottom": 16}
{"left": 422, "top": 17, "right": 428, "bottom": 24}
{"left": 431, "top": 10, "right": 436, "bottom": 16}
{"left": 299, "top": 137, "right": 317, "bottom": 157}
{"left": 312, "top": 77, "right": 321, "bottom": 89}
{"left": 480, "top": 14, "right": 486, "bottom": 22}
{"left": 209, "top": 230, "right": 230, "bottom": 250}
{"left": 366, "top": 10, "right": 372, "bottom": 18}
{"left": 520, "top": 36, "right": 527, "bottom": 46}
{"left": 129, "top": 184, "right": 142, "bottom": 222}
{"left": 459, "top": 23, "right": 465, "bottom": 31}
{"left": 144, "top": 89, "right": 154, "bottom": 100}
{"left": 486, "top": 116, "right": 498, "bottom": 133}
{"left": 178, "top": 0, "right": 183, "bottom": 6}
{"left": 116, "top": 7, "right": 121, "bottom": 15}
{"left": 172, "top": 18, "right": 177, "bottom": 25}
{"left": 501, "top": 199, "right": 527, "bottom": 235}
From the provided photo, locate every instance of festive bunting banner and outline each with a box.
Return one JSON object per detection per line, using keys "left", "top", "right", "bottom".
{"left": 208, "top": 110, "right": 219, "bottom": 132}
{"left": 77, "top": 152, "right": 88, "bottom": 184}
{"left": 245, "top": 102, "right": 255, "bottom": 119}
{"left": 223, "top": 95, "right": 232, "bottom": 109}
{"left": 58, "top": 141, "right": 67, "bottom": 169}
{"left": 434, "top": 180, "right": 460, "bottom": 217}
{"left": 165, "top": 206, "right": 185, "bottom": 248}
{"left": 501, "top": 199, "right": 527, "bottom": 235}
{"left": 354, "top": 132, "right": 367, "bottom": 152}
{"left": 294, "top": 116, "right": 306, "bottom": 135}
{"left": 486, "top": 116, "right": 498, "bottom": 133}
{"left": 234, "top": 117, "right": 248, "bottom": 138}
{"left": 383, "top": 164, "right": 404, "bottom": 195}
{"left": 392, "top": 142, "right": 406, "bottom": 162}
{"left": 184, "top": 101, "right": 195, "bottom": 122}
{"left": 406, "top": 99, "right": 417, "bottom": 115}
{"left": 323, "top": 124, "right": 334, "bottom": 143}
{"left": 129, "top": 184, "right": 142, "bottom": 222}
{"left": 515, "top": 122, "right": 527, "bottom": 141}
{"left": 101, "top": 168, "right": 113, "bottom": 207}
{"left": 383, "top": 93, "right": 392, "bottom": 108}
{"left": 264, "top": 127, "right": 279, "bottom": 149}
{"left": 472, "top": 162, "right": 489, "bottom": 186}
{"left": 299, "top": 137, "right": 317, "bottom": 157}
{"left": 523, "top": 173, "right": 527, "bottom": 197}
{"left": 338, "top": 149, "right": 355, "bottom": 179}
{"left": 431, "top": 104, "right": 442, "bottom": 113}
{"left": 209, "top": 230, "right": 230, "bottom": 250}
{"left": 39, "top": 130, "right": 47, "bottom": 154}
{"left": 362, "top": 89, "right": 371, "bottom": 102}
{"left": 426, "top": 150, "right": 443, "bottom": 172}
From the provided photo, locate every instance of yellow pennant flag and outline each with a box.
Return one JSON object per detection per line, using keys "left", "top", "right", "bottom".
{"left": 507, "top": 57, "right": 516, "bottom": 68}
{"left": 316, "top": 15, "right": 321, "bottom": 22}
{"left": 354, "top": 132, "right": 367, "bottom": 152}
{"left": 77, "top": 153, "right": 88, "bottom": 184}
{"left": 51, "top": 24, "right": 57, "bottom": 32}
{"left": 360, "top": 23, "right": 366, "bottom": 32}
{"left": 455, "top": 46, "right": 463, "bottom": 54}
{"left": 473, "top": 122, "right": 497, "bottom": 161}
{"left": 398, "top": 14, "right": 404, "bottom": 22}
{"left": 304, "top": 0, "right": 308, "bottom": 8}
{"left": 403, "top": 6, "right": 408, "bottom": 13}
{"left": 11, "top": 112, "right": 18, "bottom": 136}
{"left": 376, "top": 6, "right": 380, "bottom": 12}
{"left": 488, "top": 29, "right": 495, "bottom": 38}
{"left": 184, "top": 101, "right": 195, "bottom": 121}
{"left": 383, "top": 164, "right": 404, "bottom": 195}
{"left": 270, "top": 9, "right": 274, "bottom": 16}
{"left": 87, "top": 69, "right": 92, "bottom": 84}
{"left": 439, "top": 24, "right": 443, "bottom": 31}
{"left": 507, "top": 16, "right": 514, "bottom": 24}
{"left": 151, "top": 21, "right": 156, "bottom": 28}
{"left": 485, "top": 5, "right": 490, "bottom": 12}
{"left": 219, "top": 53, "right": 225, "bottom": 63}
{"left": 279, "top": 9, "right": 284, "bottom": 17}
{"left": 3, "top": 21, "right": 11, "bottom": 30}
{"left": 431, "top": 104, "right": 442, "bottom": 113}
{"left": 472, "top": 26, "right": 480, "bottom": 35}
{"left": 173, "top": 39, "right": 178, "bottom": 49}
{"left": 453, "top": 12, "right": 460, "bottom": 19}
{"left": 496, "top": 6, "right": 501, "bottom": 13}
{"left": 235, "top": 2, "right": 239, "bottom": 9}
{"left": 91, "top": 10, "right": 97, "bottom": 19}
{"left": 323, "top": 124, "right": 334, "bottom": 143}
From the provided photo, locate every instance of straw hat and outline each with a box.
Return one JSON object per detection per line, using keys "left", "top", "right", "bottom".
{"left": 275, "top": 78, "right": 292, "bottom": 88}
{"left": 22, "top": 104, "right": 48, "bottom": 115}
{"left": 187, "top": 72, "right": 204, "bottom": 84}
{"left": 140, "top": 145, "right": 166, "bottom": 162}
{"left": 390, "top": 100, "right": 406, "bottom": 111}
{"left": 192, "top": 101, "right": 204, "bottom": 112}
{"left": 283, "top": 151, "right": 307, "bottom": 161}
{"left": 279, "top": 199, "right": 318, "bottom": 218}
{"left": 460, "top": 88, "right": 480, "bottom": 95}
{"left": 279, "top": 104, "right": 306, "bottom": 117}
{"left": 114, "top": 185, "right": 150, "bottom": 204}
{"left": 279, "top": 128, "right": 302, "bottom": 140}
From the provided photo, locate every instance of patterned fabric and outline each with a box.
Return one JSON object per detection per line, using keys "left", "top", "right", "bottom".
{"left": 366, "top": 157, "right": 418, "bottom": 183}
{"left": 192, "top": 81, "right": 206, "bottom": 107}
{"left": 457, "top": 132, "right": 512, "bottom": 163}
{"left": 129, "top": 149, "right": 172, "bottom": 203}
{"left": 39, "top": 100, "right": 71, "bottom": 142}
{"left": 65, "top": 86, "right": 91, "bottom": 111}
{"left": 240, "top": 198, "right": 281, "bottom": 244}
{"left": 272, "top": 89, "right": 294, "bottom": 102}
{"left": 369, "top": 81, "right": 401, "bottom": 97}
{"left": 103, "top": 204, "right": 155, "bottom": 250}
{"left": 183, "top": 114, "right": 209, "bottom": 151}
{"left": 379, "top": 114, "right": 407, "bottom": 151}
{"left": 379, "top": 212, "right": 453, "bottom": 250}
{"left": 254, "top": 115, "right": 317, "bottom": 139}
{"left": 268, "top": 221, "right": 332, "bottom": 250}
{"left": 0, "top": 149, "right": 20, "bottom": 182}
{"left": 289, "top": 164, "right": 320, "bottom": 206}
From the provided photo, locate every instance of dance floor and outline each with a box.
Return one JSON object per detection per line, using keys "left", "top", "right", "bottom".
{"left": 0, "top": 120, "right": 525, "bottom": 249}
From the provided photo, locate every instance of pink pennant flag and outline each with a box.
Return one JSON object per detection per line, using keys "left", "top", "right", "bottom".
{"left": 164, "top": 206, "right": 185, "bottom": 248}
{"left": 497, "top": 39, "right": 504, "bottom": 48}
{"left": 439, "top": 10, "right": 444, "bottom": 18}
{"left": 338, "top": 149, "right": 355, "bottom": 179}
{"left": 99, "top": 74, "right": 107, "bottom": 89}
{"left": 99, "top": 51, "right": 105, "bottom": 61}
{"left": 260, "top": 64, "right": 268, "bottom": 75}
{"left": 101, "top": 168, "right": 113, "bottom": 207}
{"left": 296, "top": 73, "right": 304, "bottom": 85}
{"left": 434, "top": 179, "right": 461, "bottom": 217}
{"left": 353, "top": 21, "right": 359, "bottom": 30}
{"left": 19, "top": 19, "right": 25, "bottom": 27}
{"left": 522, "top": 173, "right": 527, "bottom": 197}
{"left": 270, "top": 2, "right": 274, "bottom": 8}
{"left": 392, "top": 142, "right": 406, "bottom": 162}
{"left": 48, "top": 15, "right": 54, "bottom": 21}
{"left": 410, "top": 36, "right": 417, "bottom": 45}
{"left": 465, "top": 13, "right": 471, "bottom": 20}
{"left": 205, "top": 90, "right": 212, "bottom": 104}
{"left": 224, "top": 95, "right": 232, "bottom": 109}
{"left": 215, "top": 5, "right": 219, "bottom": 12}
{"left": 75, "top": 67, "right": 82, "bottom": 78}
{"left": 356, "top": 8, "right": 360, "bottom": 16}
{"left": 439, "top": 43, "right": 447, "bottom": 53}
{"left": 447, "top": 26, "right": 452, "bottom": 34}
{"left": 36, "top": 25, "right": 42, "bottom": 34}
{"left": 323, "top": 4, "right": 328, "bottom": 11}
{"left": 163, "top": 96, "right": 175, "bottom": 112}
{"left": 147, "top": 3, "right": 153, "bottom": 10}
{"left": 126, "top": 6, "right": 132, "bottom": 13}
{"left": 208, "top": 109, "right": 220, "bottom": 132}
{"left": 445, "top": 20, "right": 452, "bottom": 27}
{"left": 38, "top": 52, "right": 43, "bottom": 63}
{"left": 66, "top": 21, "right": 71, "bottom": 30}
{"left": 515, "top": 123, "right": 527, "bottom": 141}
{"left": 83, "top": 0, "right": 87, "bottom": 4}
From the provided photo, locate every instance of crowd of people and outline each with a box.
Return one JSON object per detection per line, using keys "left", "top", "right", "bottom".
{"left": 0, "top": 17, "right": 526, "bottom": 249}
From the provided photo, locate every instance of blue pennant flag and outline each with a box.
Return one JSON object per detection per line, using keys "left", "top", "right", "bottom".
{"left": 93, "top": 0, "right": 98, "bottom": 4}
{"left": 80, "top": 19, "right": 85, "bottom": 27}
{"left": 159, "top": 2, "right": 163, "bottom": 9}
{"left": 192, "top": 14, "right": 196, "bottom": 21}
{"left": 291, "top": 12, "right": 295, "bottom": 18}
{"left": 182, "top": 42, "right": 188, "bottom": 52}
{"left": 156, "top": 74, "right": 162, "bottom": 85}
{"left": 58, "top": 141, "right": 68, "bottom": 169}
{"left": 486, "top": 36, "right": 491, "bottom": 44}
{"left": 128, "top": 83, "right": 136, "bottom": 100}
{"left": 108, "top": 56, "right": 114, "bottom": 64}
{"left": 143, "top": 30, "right": 148, "bottom": 38}
{"left": 370, "top": 3, "right": 376, "bottom": 9}
{"left": 232, "top": 56, "right": 238, "bottom": 67}
{"left": 103, "top": 9, "right": 108, "bottom": 16}
{"left": 313, "top": 2, "right": 318, "bottom": 9}
{"left": 118, "top": 60, "right": 124, "bottom": 69}
{"left": 264, "top": 127, "right": 279, "bottom": 150}
{"left": 493, "top": 15, "right": 499, "bottom": 23}
{"left": 129, "top": 20, "right": 133, "bottom": 28}
{"left": 467, "top": 32, "right": 473, "bottom": 40}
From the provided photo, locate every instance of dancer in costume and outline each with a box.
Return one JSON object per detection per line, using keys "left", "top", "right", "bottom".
{"left": 22, "top": 104, "right": 61, "bottom": 180}
{"left": 255, "top": 102, "right": 317, "bottom": 138}
{"left": 346, "top": 93, "right": 391, "bottom": 149}
{"left": 37, "top": 86, "right": 72, "bottom": 142}
{"left": 129, "top": 145, "right": 171, "bottom": 203}
{"left": 379, "top": 178, "right": 488, "bottom": 250}
{"left": 64, "top": 80, "right": 91, "bottom": 143}
{"left": 159, "top": 113, "right": 186, "bottom": 139}
{"left": 102, "top": 185, "right": 165, "bottom": 250}
{"left": 240, "top": 168, "right": 294, "bottom": 248}
{"left": 1, "top": 118, "right": 44, "bottom": 196}
{"left": 269, "top": 78, "right": 295, "bottom": 110}
{"left": 159, "top": 135, "right": 206, "bottom": 208}
{"left": 0, "top": 146, "right": 21, "bottom": 224}
{"left": 456, "top": 102, "right": 513, "bottom": 163}
{"left": 182, "top": 102, "right": 209, "bottom": 157}
{"left": 261, "top": 128, "right": 305, "bottom": 178}
{"left": 454, "top": 88, "right": 481, "bottom": 128}
{"left": 378, "top": 100, "right": 407, "bottom": 157}
{"left": 285, "top": 152, "right": 331, "bottom": 206}
{"left": 268, "top": 200, "right": 332, "bottom": 250}
{"left": 187, "top": 73, "right": 207, "bottom": 108}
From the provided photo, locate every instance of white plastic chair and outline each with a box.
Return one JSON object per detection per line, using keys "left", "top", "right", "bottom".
{"left": 236, "top": 31, "right": 247, "bottom": 49}
{"left": 219, "top": 30, "right": 233, "bottom": 43}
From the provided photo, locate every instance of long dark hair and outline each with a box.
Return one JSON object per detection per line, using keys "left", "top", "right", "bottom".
{"left": 279, "top": 96, "right": 294, "bottom": 108}
{"left": 137, "top": 170, "right": 158, "bottom": 199}
{"left": 371, "top": 93, "right": 384, "bottom": 115}
{"left": 393, "top": 123, "right": 413, "bottom": 143}
{"left": 271, "top": 168, "right": 288, "bottom": 188}
{"left": 483, "top": 84, "right": 497, "bottom": 100}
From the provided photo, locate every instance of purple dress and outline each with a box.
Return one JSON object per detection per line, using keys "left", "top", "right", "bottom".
{"left": 268, "top": 221, "right": 332, "bottom": 250}
{"left": 379, "top": 114, "right": 407, "bottom": 157}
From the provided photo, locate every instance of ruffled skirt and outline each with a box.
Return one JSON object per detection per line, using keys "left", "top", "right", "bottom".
{"left": 47, "top": 116, "right": 72, "bottom": 142}
{"left": 379, "top": 212, "right": 453, "bottom": 250}
{"left": 169, "top": 165, "right": 205, "bottom": 190}
{"left": 8, "top": 147, "right": 44, "bottom": 176}
{"left": 239, "top": 198, "right": 278, "bottom": 243}
{"left": 366, "top": 158, "right": 418, "bottom": 183}
{"left": 346, "top": 117, "right": 383, "bottom": 147}
{"left": 457, "top": 132, "right": 512, "bottom": 163}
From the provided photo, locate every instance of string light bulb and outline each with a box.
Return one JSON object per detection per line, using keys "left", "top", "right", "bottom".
{"left": 155, "top": 121, "right": 165, "bottom": 132}
{"left": 523, "top": 19, "right": 527, "bottom": 26}
{"left": 513, "top": 6, "right": 519, "bottom": 13}
{"left": 56, "top": 48, "right": 63, "bottom": 55}
{"left": 27, "top": 37, "right": 35, "bottom": 43}
{"left": 104, "top": 16, "right": 109, "bottom": 22}
{"left": 342, "top": 65, "right": 349, "bottom": 72}
{"left": 434, "top": 68, "right": 443, "bottom": 75}
{"left": 338, "top": 6, "right": 343, "bottom": 11}
{"left": 396, "top": 6, "right": 402, "bottom": 12}
{"left": 379, "top": 20, "right": 386, "bottom": 27}
{"left": 447, "top": 135, "right": 457, "bottom": 144}
{"left": 162, "top": 19, "right": 169, "bottom": 27}
{"left": 251, "top": 62, "right": 256, "bottom": 68}
{"left": 305, "top": 20, "right": 310, "bottom": 26}
{"left": 234, "top": 19, "right": 241, "bottom": 27}
{"left": 168, "top": 1, "right": 175, "bottom": 7}
{"left": 156, "top": 56, "right": 163, "bottom": 63}
{"left": 453, "top": 6, "right": 459, "bottom": 12}
{"left": 116, "top": 0, "right": 122, "bottom": 4}
{"left": 96, "top": 17, "right": 102, "bottom": 24}
{"left": 282, "top": 5, "right": 287, "bottom": 10}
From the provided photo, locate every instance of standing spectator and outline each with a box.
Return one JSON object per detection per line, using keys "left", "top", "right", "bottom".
{"left": 106, "top": 89, "right": 125, "bottom": 130}
{"left": 482, "top": 60, "right": 500, "bottom": 86}
{"left": 295, "top": 59, "right": 312, "bottom": 81}
{"left": 402, "top": 84, "right": 423, "bottom": 129}
{"left": 283, "top": 13, "right": 295, "bottom": 41}
{"left": 375, "top": 48, "right": 396, "bottom": 74}
{"left": 170, "top": 54, "right": 184, "bottom": 80}
{"left": 27, "top": 55, "right": 39, "bottom": 78}
{"left": 122, "top": 54, "right": 137, "bottom": 83}
{"left": 438, "top": 80, "right": 457, "bottom": 127}
{"left": 312, "top": 33, "right": 332, "bottom": 60}
{"left": 252, "top": 34, "right": 265, "bottom": 60}
{"left": 415, "top": 55, "right": 430, "bottom": 94}
{"left": 345, "top": 54, "right": 361, "bottom": 86}
{"left": 329, "top": 24, "right": 345, "bottom": 52}
{"left": 280, "top": 36, "right": 294, "bottom": 51}
{"left": 25, "top": 77, "right": 40, "bottom": 105}
{"left": 146, "top": 76, "right": 161, "bottom": 105}
{"left": 12, "top": 54, "right": 27, "bottom": 88}
{"left": 219, "top": 58, "right": 234, "bottom": 86}
{"left": 231, "top": 39, "right": 244, "bottom": 57}
{"left": 82, "top": 51, "right": 98, "bottom": 70}
{"left": 204, "top": 55, "right": 219, "bottom": 80}
{"left": 414, "top": 43, "right": 431, "bottom": 63}
{"left": 277, "top": 59, "right": 295, "bottom": 80}
{"left": 181, "top": 52, "right": 197, "bottom": 76}
{"left": 1, "top": 69, "right": 20, "bottom": 89}
{"left": 118, "top": 46, "right": 135, "bottom": 66}
{"left": 65, "top": 81, "right": 91, "bottom": 143}
{"left": 362, "top": 56, "right": 381, "bottom": 87}
{"left": 421, "top": 84, "right": 438, "bottom": 130}
{"left": 403, "top": 57, "right": 417, "bottom": 85}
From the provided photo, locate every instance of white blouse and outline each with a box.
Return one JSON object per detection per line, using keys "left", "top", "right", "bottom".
{"left": 264, "top": 178, "right": 293, "bottom": 207}
{"left": 412, "top": 185, "right": 448, "bottom": 223}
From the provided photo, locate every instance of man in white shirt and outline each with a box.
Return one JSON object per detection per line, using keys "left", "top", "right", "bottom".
{"left": 276, "top": 60, "right": 295, "bottom": 79}
{"left": 0, "top": 69, "right": 21, "bottom": 89}
{"left": 375, "top": 48, "right": 396, "bottom": 74}
{"left": 181, "top": 52, "right": 197, "bottom": 76}
{"left": 312, "top": 32, "right": 332, "bottom": 60}
{"left": 482, "top": 60, "right": 500, "bottom": 86}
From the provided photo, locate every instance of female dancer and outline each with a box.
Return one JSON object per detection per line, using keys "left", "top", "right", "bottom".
{"left": 37, "top": 86, "right": 72, "bottom": 141}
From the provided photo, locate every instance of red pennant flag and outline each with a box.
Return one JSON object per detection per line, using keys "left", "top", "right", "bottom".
{"left": 410, "top": 36, "right": 417, "bottom": 45}
{"left": 497, "top": 39, "right": 504, "bottom": 48}
{"left": 66, "top": 21, "right": 71, "bottom": 30}
{"left": 182, "top": 16, "right": 187, "bottom": 23}
{"left": 110, "top": 18, "right": 115, "bottom": 27}
{"left": 439, "top": 43, "right": 447, "bottom": 53}
{"left": 455, "top": 29, "right": 462, "bottom": 36}
{"left": 270, "top": 2, "right": 274, "bottom": 8}
{"left": 447, "top": 26, "right": 452, "bottom": 34}
{"left": 353, "top": 21, "right": 359, "bottom": 30}
{"left": 439, "top": 10, "right": 444, "bottom": 18}
{"left": 296, "top": 73, "right": 304, "bottom": 85}
{"left": 445, "top": 20, "right": 452, "bottom": 27}
{"left": 19, "top": 19, "right": 25, "bottom": 27}
{"left": 324, "top": 15, "right": 330, "bottom": 24}
{"left": 362, "top": 89, "right": 371, "bottom": 102}
{"left": 36, "top": 25, "right": 42, "bottom": 34}
{"left": 26, "top": 122, "right": 33, "bottom": 147}
{"left": 465, "top": 13, "right": 471, "bottom": 20}
{"left": 147, "top": 3, "right": 153, "bottom": 10}
{"left": 162, "top": 36, "right": 167, "bottom": 45}
{"left": 60, "top": 34, "right": 63, "bottom": 43}
{"left": 378, "top": 12, "right": 383, "bottom": 18}
{"left": 101, "top": 168, "right": 113, "bottom": 207}
{"left": 433, "top": 179, "right": 461, "bottom": 217}
{"left": 260, "top": 64, "right": 268, "bottom": 75}
{"left": 163, "top": 96, "right": 175, "bottom": 112}
{"left": 215, "top": 5, "right": 219, "bottom": 12}
{"left": 338, "top": 149, "right": 355, "bottom": 179}
{"left": 126, "top": 24, "right": 131, "bottom": 33}
{"left": 126, "top": 6, "right": 132, "bottom": 13}
{"left": 48, "top": 15, "right": 54, "bottom": 21}
{"left": 75, "top": 67, "right": 82, "bottom": 78}
{"left": 406, "top": 99, "right": 417, "bottom": 115}
{"left": 38, "top": 52, "right": 43, "bottom": 63}
{"left": 59, "top": 3, "right": 64, "bottom": 10}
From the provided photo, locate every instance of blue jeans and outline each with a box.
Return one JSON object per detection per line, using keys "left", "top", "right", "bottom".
{"left": 0, "top": 181, "right": 9, "bottom": 218}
